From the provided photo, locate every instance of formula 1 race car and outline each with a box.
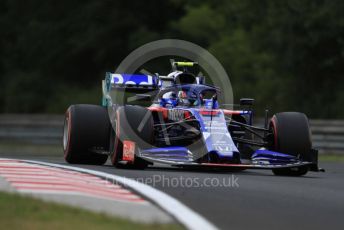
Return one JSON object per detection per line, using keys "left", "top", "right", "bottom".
{"left": 63, "top": 61, "right": 323, "bottom": 176}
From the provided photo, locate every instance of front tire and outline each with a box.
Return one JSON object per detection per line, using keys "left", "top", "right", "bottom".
{"left": 269, "top": 112, "right": 312, "bottom": 176}
{"left": 110, "top": 106, "right": 154, "bottom": 169}
{"left": 63, "top": 104, "right": 110, "bottom": 165}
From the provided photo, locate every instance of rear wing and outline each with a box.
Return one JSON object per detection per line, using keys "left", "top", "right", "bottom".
{"left": 104, "top": 72, "right": 158, "bottom": 89}
{"left": 102, "top": 73, "right": 159, "bottom": 106}
{"left": 102, "top": 68, "right": 207, "bottom": 106}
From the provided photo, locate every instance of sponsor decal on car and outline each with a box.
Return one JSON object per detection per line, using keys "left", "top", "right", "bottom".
{"left": 123, "top": 140, "right": 136, "bottom": 162}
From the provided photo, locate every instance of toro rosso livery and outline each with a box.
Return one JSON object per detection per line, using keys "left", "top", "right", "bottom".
{"left": 63, "top": 61, "right": 323, "bottom": 176}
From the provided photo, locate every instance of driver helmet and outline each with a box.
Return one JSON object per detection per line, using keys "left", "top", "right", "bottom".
{"left": 178, "top": 90, "right": 189, "bottom": 105}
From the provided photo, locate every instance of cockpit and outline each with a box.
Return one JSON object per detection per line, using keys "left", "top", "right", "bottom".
{"left": 158, "top": 85, "right": 220, "bottom": 109}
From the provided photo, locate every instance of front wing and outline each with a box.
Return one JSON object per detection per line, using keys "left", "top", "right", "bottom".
{"left": 136, "top": 146, "right": 322, "bottom": 171}
{"left": 139, "top": 155, "right": 319, "bottom": 171}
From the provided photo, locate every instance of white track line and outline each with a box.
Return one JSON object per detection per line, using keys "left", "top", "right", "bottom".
{"left": 21, "top": 159, "right": 218, "bottom": 230}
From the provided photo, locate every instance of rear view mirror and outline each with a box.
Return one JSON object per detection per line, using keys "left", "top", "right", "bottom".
{"left": 240, "top": 98, "right": 254, "bottom": 106}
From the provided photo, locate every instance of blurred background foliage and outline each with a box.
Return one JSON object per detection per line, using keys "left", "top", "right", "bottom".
{"left": 0, "top": 0, "right": 343, "bottom": 118}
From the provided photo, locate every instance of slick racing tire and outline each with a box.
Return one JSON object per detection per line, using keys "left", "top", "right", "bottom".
{"left": 110, "top": 105, "right": 154, "bottom": 169}
{"left": 63, "top": 104, "right": 110, "bottom": 165}
{"left": 269, "top": 112, "right": 312, "bottom": 176}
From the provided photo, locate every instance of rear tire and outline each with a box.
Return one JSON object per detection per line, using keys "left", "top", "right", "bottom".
{"left": 110, "top": 106, "right": 154, "bottom": 169}
{"left": 269, "top": 112, "right": 312, "bottom": 176}
{"left": 63, "top": 104, "right": 110, "bottom": 165}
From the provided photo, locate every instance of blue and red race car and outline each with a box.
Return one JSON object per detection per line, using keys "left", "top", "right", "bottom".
{"left": 63, "top": 61, "right": 323, "bottom": 176}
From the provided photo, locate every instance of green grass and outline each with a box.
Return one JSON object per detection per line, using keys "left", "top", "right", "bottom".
{"left": 0, "top": 192, "right": 183, "bottom": 230}
{"left": 319, "top": 154, "right": 344, "bottom": 162}
{"left": 0, "top": 141, "right": 62, "bottom": 157}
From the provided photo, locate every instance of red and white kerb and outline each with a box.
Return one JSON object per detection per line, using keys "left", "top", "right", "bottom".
{"left": 0, "top": 159, "right": 145, "bottom": 203}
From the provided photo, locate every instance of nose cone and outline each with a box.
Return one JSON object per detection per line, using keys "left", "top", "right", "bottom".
{"left": 208, "top": 150, "right": 241, "bottom": 164}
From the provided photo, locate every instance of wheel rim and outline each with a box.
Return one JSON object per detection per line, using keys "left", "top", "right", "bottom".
{"left": 63, "top": 116, "right": 69, "bottom": 151}
{"left": 270, "top": 117, "right": 278, "bottom": 150}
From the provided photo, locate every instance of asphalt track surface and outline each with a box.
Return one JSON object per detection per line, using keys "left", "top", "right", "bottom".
{"left": 2, "top": 153, "right": 343, "bottom": 230}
